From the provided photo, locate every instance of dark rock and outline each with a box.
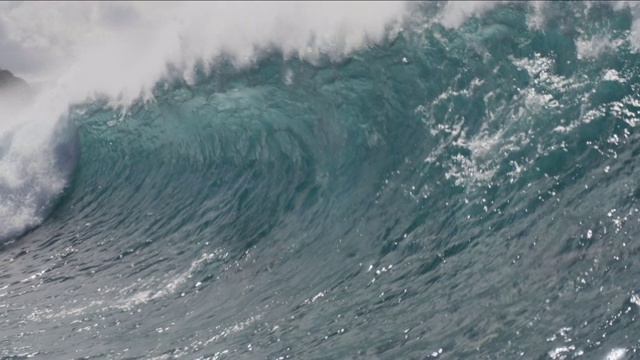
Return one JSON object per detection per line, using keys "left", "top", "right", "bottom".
{"left": 0, "top": 68, "right": 32, "bottom": 104}
{"left": 0, "top": 68, "right": 28, "bottom": 89}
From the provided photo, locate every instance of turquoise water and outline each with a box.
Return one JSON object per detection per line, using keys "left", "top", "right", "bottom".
{"left": 3, "top": 2, "right": 640, "bottom": 359}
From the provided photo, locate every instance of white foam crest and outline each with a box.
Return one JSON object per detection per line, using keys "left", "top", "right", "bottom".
{"left": 7, "top": 2, "right": 640, "bottom": 109}
{"left": 526, "top": 1, "right": 548, "bottom": 30}
{"left": 527, "top": 2, "right": 640, "bottom": 56}
{"left": 605, "top": 348, "right": 627, "bottom": 360}
{"left": 612, "top": 2, "right": 640, "bottom": 50}
{"left": 436, "top": 1, "right": 503, "bottom": 28}
{"left": 0, "top": 2, "right": 409, "bottom": 107}
{"left": 576, "top": 37, "right": 626, "bottom": 60}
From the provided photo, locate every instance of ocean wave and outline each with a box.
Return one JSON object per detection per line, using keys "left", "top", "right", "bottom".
{"left": 2, "top": 2, "right": 640, "bottom": 359}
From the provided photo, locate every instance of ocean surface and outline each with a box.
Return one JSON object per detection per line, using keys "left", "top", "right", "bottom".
{"left": 2, "top": 2, "right": 640, "bottom": 359}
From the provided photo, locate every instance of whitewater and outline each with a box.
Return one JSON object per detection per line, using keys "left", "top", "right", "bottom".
{"left": 2, "top": 1, "right": 640, "bottom": 359}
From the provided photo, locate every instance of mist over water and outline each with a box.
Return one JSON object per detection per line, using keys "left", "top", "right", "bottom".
{"left": 2, "top": 2, "right": 640, "bottom": 359}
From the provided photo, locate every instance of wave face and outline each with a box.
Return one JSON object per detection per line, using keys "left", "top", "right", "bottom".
{"left": 4, "top": 2, "right": 640, "bottom": 359}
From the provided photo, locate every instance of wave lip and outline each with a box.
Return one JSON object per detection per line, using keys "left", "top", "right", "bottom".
{"left": 0, "top": 112, "right": 80, "bottom": 243}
